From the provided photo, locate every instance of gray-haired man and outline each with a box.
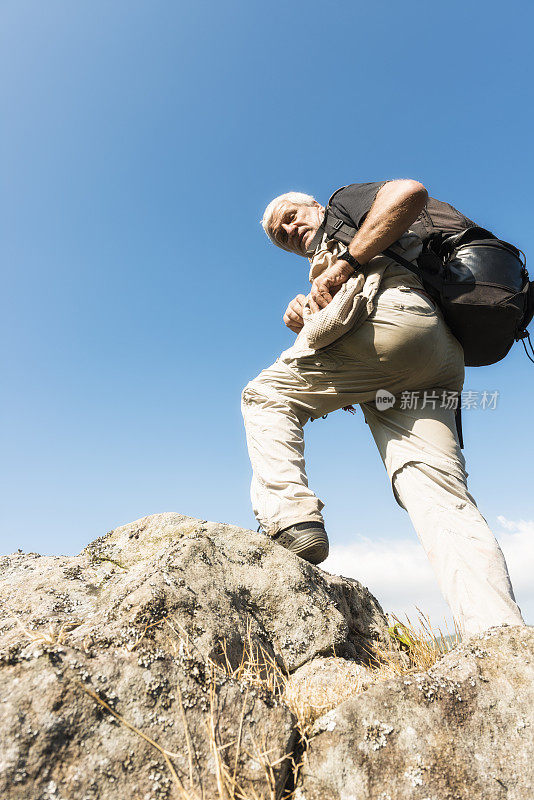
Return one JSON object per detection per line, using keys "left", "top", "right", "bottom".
{"left": 241, "top": 180, "right": 525, "bottom": 637}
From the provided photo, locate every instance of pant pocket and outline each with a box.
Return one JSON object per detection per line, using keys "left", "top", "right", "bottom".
{"left": 375, "top": 287, "right": 436, "bottom": 316}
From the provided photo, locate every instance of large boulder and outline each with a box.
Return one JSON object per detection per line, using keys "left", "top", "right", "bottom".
{"left": 3, "top": 512, "right": 531, "bottom": 800}
{"left": 0, "top": 512, "right": 390, "bottom": 799}
{"left": 0, "top": 639, "right": 296, "bottom": 799}
{"left": 0, "top": 513, "right": 390, "bottom": 672}
{"left": 296, "top": 624, "right": 534, "bottom": 800}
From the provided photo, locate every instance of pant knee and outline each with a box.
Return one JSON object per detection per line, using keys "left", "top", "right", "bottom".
{"left": 242, "top": 381, "right": 308, "bottom": 424}
{"left": 241, "top": 386, "right": 260, "bottom": 426}
{"left": 241, "top": 383, "right": 269, "bottom": 412}
{"left": 391, "top": 460, "right": 470, "bottom": 513}
{"left": 241, "top": 384, "right": 254, "bottom": 408}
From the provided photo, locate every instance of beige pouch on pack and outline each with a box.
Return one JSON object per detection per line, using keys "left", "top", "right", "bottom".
{"left": 300, "top": 273, "right": 368, "bottom": 349}
{"left": 300, "top": 236, "right": 383, "bottom": 349}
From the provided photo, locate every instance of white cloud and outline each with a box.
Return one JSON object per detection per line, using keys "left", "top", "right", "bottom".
{"left": 495, "top": 517, "right": 534, "bottom": 596}
{"left": 324, "top": 518, "right": 534, "bottom": 629}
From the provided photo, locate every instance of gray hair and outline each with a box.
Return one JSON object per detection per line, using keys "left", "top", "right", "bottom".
{"left": 261, "top": 191, "right": 317, "bottom": 251}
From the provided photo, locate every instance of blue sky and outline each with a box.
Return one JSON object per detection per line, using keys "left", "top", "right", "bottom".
{"left": 2, "top": 1, "right": 533, "bottom": 627}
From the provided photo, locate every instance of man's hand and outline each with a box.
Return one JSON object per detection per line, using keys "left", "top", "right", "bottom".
{"left": 283, "top": 293, "right": 307, "bottom": 332}
{"left": 309, "top": 260, "right": 353, "bottom": 311}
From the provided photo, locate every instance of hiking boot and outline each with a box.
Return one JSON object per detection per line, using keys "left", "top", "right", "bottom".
{"left": 271, "top": 521, "right": 329, "bottom": 565}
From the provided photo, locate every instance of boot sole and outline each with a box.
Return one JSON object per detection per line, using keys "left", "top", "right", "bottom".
{"left": 286, "top": 530, "right": 329, "bottom": 565}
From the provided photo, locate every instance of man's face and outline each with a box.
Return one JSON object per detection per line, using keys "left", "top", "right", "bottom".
{"left": 270, "top": 201, "right": 324, "bottom": 256}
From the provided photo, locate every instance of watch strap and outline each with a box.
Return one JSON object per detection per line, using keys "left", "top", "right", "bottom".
{"left": 338, "top": 249, "right": 361, "bottom": 271}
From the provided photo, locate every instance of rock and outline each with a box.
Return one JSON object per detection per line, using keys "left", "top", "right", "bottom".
{"left": 0, "top": 640, "right": 297, "bottom": 800}
{"left": 296, "top": 624, "right": 534, "bottom": 800}
{"left": 5, "top": 512, "right": 530, "bottom": 800}
{"left": 0, "top": 512, "right": 391, "bottom": 799}
{"left": 0, "top": 513, "right": 390, "bottom": 673}
{"left": 285, "top": 656, "right": 376, "bottom": 729}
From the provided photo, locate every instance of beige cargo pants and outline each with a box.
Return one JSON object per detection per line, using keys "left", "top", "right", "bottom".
{"left": 242, "top": 278, "right": 525, "bottom": 637}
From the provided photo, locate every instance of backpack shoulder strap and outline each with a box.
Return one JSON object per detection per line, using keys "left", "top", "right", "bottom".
{"left": 305, "top": 194, "right": 354, "bottom": 253}
{"left": 323, "top": 205, "right": 358, "bottom": 245}
{"left": 382, "top": 245, "right": 424, "bottom": 279}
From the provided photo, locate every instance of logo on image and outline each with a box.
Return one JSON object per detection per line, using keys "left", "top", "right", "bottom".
{"left": 375, "top": 389, "right": 395, "bottom": 411}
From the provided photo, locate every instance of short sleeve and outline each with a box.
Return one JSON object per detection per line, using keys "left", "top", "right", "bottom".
{"left": 330, "top": 182, "right": 388, "bottom": 229}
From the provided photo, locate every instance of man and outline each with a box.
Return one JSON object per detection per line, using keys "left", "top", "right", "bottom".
{"left": 241, "top": 180, "right": 525, "bottom": 637}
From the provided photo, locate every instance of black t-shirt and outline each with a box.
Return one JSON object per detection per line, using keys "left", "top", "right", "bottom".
{"left": 328, "top": 182, "right": 476, "bottom": 242}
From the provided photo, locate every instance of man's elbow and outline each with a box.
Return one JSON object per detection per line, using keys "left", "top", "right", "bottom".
{"left": 378, "top": 179, "right": 428, "bottom": 213}
{"left": 398, "top": 179, "right": 428, "bottom": 211}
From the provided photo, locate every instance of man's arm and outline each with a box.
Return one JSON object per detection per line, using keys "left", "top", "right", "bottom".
{"left": 309, "top": 179, "right": 428, "bottom": 310}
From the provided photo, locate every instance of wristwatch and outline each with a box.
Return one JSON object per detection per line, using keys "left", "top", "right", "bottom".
{"left": 338, "top": 249, "right": 362, "bottom": 272}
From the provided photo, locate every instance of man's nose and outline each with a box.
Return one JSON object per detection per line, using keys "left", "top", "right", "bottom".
{"left": 282, "top": 221, "right": 298, "bottom": 235}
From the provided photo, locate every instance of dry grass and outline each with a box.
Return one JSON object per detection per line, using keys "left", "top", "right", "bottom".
{"left": 12, "top": 616, "right": 83, "bottom": 646}
{"left": 282, "top": 663, "right": 369, "bottom": 735}
{"left": 374, "top": 609, "right": 463, "bottom": 676}
{"left": 127, "top": 615, "right": 168, "bottom": 651}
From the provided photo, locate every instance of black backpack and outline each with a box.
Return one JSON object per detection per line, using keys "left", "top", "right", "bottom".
{"left": 322, "top": 201, "right": 534, "bottom": 367}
